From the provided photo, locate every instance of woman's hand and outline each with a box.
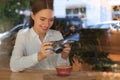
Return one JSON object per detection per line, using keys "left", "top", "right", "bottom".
{"left": 61, "top": 43, "right": 71, "bottom": 59}
{"left": 38, "top": 42, "right": 53, "bottom": 61}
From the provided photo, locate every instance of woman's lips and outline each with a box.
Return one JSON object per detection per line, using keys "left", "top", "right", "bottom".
{"left": 40, "top": 25, "right": 48, "bottom": 32}
{"left": 41, "top": 28, "right": 48, "bottom": 32}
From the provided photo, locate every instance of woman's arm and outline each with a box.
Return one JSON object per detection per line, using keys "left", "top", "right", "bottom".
{"left": 10, "top": 30, "right": 39, "bottom": 72}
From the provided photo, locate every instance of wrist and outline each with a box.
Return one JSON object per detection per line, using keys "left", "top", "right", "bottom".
{"left": 37, "top": 52, "right": 46, "bottom": 61}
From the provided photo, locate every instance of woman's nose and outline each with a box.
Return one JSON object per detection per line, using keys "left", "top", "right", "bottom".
{"left": 44, "top": 20, "right": 50, "bottom": 27}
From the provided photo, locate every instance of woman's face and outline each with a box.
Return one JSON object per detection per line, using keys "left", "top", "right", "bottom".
{"left": 31, "top": 9, "right": 54, "bottom": 34}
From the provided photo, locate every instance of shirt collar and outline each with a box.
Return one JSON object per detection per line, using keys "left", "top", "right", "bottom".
{"left": 30, "top": 28, "right": 53, "bottom": 38}
{"left": 30, "top": 28, "right": 39, "bottom": 38}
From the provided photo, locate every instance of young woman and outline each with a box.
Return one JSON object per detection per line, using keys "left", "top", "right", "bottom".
{"left": 10, "top": 0, "right": 71, "bottom": 72}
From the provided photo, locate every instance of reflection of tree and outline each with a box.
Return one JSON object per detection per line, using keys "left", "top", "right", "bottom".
{"left": 0, "top": 0, "right": 31, "bottom": 32}
{"left": 69, "top": 29, "right": 114, "bottom": 71}
{"left": 3, "top": 0, "right": 30, "bottom": 25}
{"left": 51, "top": 18, "right": 115, "bottom": 71}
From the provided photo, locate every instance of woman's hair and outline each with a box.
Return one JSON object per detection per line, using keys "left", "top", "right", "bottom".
{"left": 29, "top": 0, "right": 53, "bottom": 28}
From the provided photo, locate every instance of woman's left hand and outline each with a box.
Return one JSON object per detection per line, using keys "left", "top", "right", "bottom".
{"left": 61, "top": 43, "right": 71, "bottom": 59}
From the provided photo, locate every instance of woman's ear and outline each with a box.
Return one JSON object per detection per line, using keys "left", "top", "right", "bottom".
{"left": 30, "top": 12, "right": 34, "bottom": 20}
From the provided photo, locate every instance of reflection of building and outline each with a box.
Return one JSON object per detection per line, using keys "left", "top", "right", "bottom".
{"left": 54, "top": 0, "right": 120, "bottom": 27}
{"left": 66, "top": 7, "right": 86, "bottom": 28}
{"left": 66, "top": 7, "right": 86, "bottom": 18}
{"left": 65, "top": 0, "right": 112, "bottom": 27}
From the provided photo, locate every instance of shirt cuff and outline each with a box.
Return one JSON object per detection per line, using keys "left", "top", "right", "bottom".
{"left": 32, "top": 53, "right": 39, "bottom": 63}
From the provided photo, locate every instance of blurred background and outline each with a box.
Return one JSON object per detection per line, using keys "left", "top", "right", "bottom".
{"left": 0, "top": 0, "right": 120, "bottom": 31}
{"left": 0, "top": 0, "right": 120, "bottom": 71}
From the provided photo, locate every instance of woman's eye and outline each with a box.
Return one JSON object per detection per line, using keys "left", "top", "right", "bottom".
{"left": 40, "top": 19, "right": 45, "bottom": 21}
{"left": 39, "top": 18, "right": 54, "bottom": 22}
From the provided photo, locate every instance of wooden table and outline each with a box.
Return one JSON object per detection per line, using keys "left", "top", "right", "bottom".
{"left": 0, "top": 68, "right": 54, "bottom": 80}
{"left": 44, "top": 71, "right": 120, "bottom": 80}
{"left": 0, "top": 68, "right": 120, "bottom": 80}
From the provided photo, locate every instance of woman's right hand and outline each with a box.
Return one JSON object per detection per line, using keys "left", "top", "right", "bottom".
{"left": 38, "top": 42, "right": 53, "bottom": 61}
